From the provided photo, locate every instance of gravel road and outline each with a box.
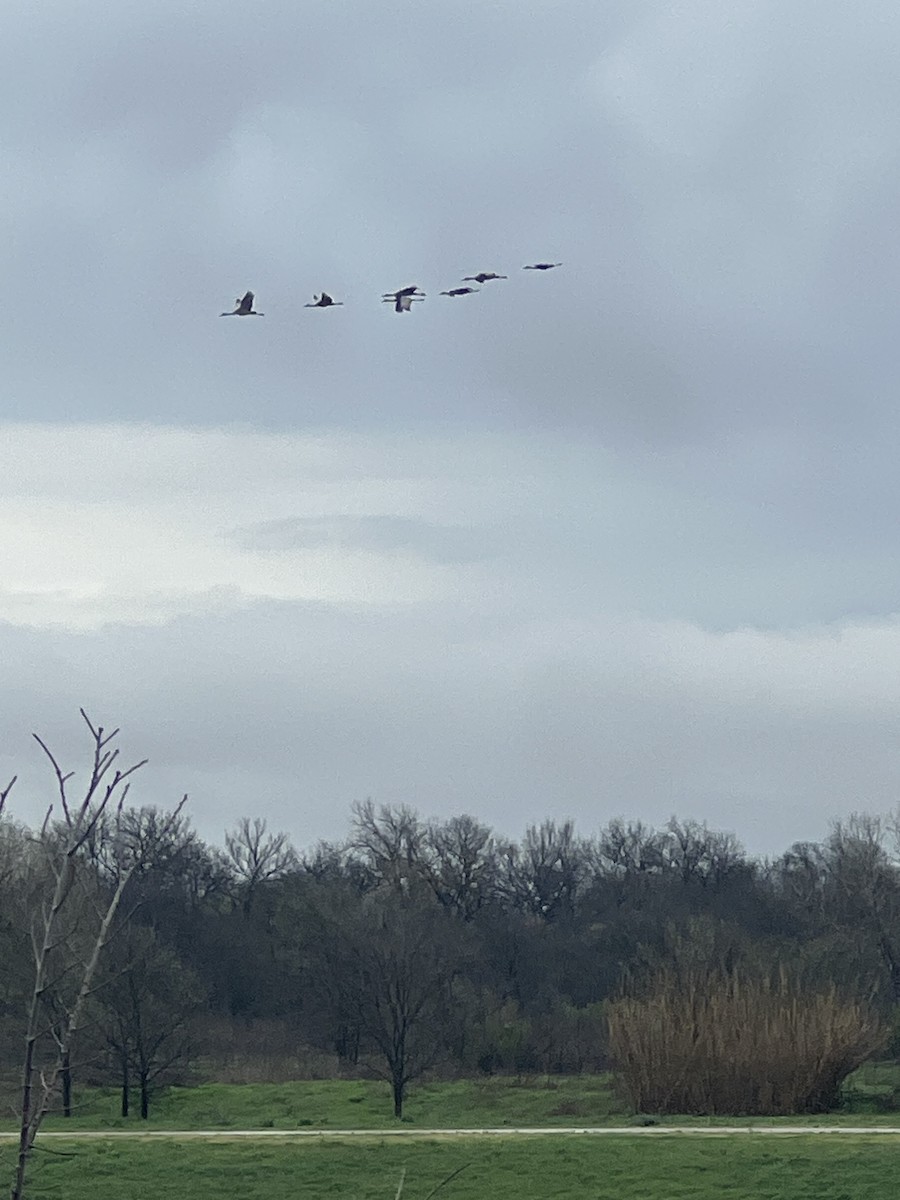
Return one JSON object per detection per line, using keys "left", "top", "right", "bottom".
{"left": 1, "top": 1126, "right": 899, "bottom": 1140}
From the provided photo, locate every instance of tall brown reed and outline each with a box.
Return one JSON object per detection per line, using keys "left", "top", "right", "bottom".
{"left": 607, "top": 963, "right": 887, "bottom": 1115}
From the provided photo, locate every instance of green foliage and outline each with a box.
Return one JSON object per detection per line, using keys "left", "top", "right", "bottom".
{"left": 1, "top": 1134, "right": 900, "bottom": 1200}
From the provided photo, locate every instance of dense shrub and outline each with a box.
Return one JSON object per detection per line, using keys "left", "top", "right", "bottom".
{"left": 608, "top": 963, "right": 887, "bottom": 1115}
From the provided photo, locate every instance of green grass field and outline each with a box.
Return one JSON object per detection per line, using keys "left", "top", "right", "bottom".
{"left": 11, "top": 1076, "right": 623, "bottom": 1132}
{"left": 2, "top": 1073, "right": 900, "bottom": 1199}
{"left": 1, "top": 1065, "right": 896, "bottom": 1133}
{"left": 2, "top": 1133, "right": 899, "bottom": 1200}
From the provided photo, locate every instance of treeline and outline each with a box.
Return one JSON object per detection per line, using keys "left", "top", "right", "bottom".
{"left": 3, "top": 791, "right": 900, "bottom": 1117}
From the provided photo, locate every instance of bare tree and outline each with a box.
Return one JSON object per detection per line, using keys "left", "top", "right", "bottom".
{"left": 824, "top": 813, "right": 900, "bottom": 1002}
{"left": 595, "top": 818, "right": 666, "bottom": 880}
{"left": 350, "top": 800, "right": 423, "bottom": 893}
{"left": 422, "top": 814, "right": 499, "bottom": 921}
{"left": 6, "top": 712, "right": 186, "bottom": 1200}
{"left": 661, "top": 818, "right": 746, "bottom": 890}
{"left": 224, "top": 816, "right": 296, "bottom": 916}
{"left": 500, "top": 820, "right": 586, "bottom": 921}
{"left": 98, "top": 925, "right": 203, "bottom": 1118}
{"left": 306, "top": 886, "right": 461, "bottom": 1117}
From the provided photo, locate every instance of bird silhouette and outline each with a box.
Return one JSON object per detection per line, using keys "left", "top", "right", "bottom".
{"left": 382, "top": 285, "right": 425, "bottom": 301}
{"left": 305, "top": 292, "right": 343, "bottom": 307}
{"left": 215, "top": 261, "right": 569, "bottom": 320}
{"left": 220, "top": 291, "right": 264, "bottom": 316}
{"left": 382, "top": 293, "right": 425, "bottom": 313}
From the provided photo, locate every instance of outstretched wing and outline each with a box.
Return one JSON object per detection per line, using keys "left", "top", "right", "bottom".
{"left": 239, "top": 291, "right": 254, "bottom": 313}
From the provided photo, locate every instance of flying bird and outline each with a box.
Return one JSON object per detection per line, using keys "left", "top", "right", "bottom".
{"left": 462, "top": 272, "right": 507, "bottom": 283}
{"left": 440, "top": 286, "right": 480, "bottom": 297}
{"left": 305, "top": 292, "right": 343, "bottom": 307}
{"left": 523, "top": 263, "right": 562, "bottom": 271}
{"left": 382, "top": 285, "right": 425, "bottom": 313}
{"left": 382, "top": 285, "right": 425, "bottom": 301}
{"left": 383, "top": 293, "right": 425, "bottom": 313}
{"left": 220, "top": 291, "right": 264, "bottom": 316}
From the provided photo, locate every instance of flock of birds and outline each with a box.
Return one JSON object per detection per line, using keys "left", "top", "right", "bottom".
{"left": 219, "top": 263, "right": 562, "bottom": 317}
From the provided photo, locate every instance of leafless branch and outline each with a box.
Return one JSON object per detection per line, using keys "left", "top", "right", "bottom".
{"left": 421, "top": 1164, "right": 472, "bottom": 1200}
{"left": 9, "top": 717, "right": 186, "bottom": 1200}
{"left": 0, "top": 776, "right": 16, "bottom": 815}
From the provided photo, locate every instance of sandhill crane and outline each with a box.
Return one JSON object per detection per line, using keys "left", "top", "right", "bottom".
{"left": 440, "top": 286, "right": 480, "bottom": 296}
{"left": 220, "top": 291, "right": 264, "bottom": 316}
{"left": 305, "top": 292, "right": 343, "bottom": 307}
{"left": 523, "top": 263, "right": 562, "bottom": 271}
{"left": 383, "top": 284, "right": 425, "bottom": 299}
{"left": 462, "top": 272, "right": 507, "bottom": 283}
{"left": 382, "top": 293, "right": 425, "bottom": 313}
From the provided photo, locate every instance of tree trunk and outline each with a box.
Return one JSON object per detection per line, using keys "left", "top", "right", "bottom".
{"left": 877, "top": 934, "right": 900, "bottom": 1004}
{"left": 139, "top": 1071, "right": 149, "bottom": 1120}
{"left": 120, "top": 1058, "right": 129, "bottom": 1118}
{"left": 12, "top": 1033, "right": 37, "bottom": 1200}
{"left": 61, "top": 1051, "right": 71, "bottom": 1118}
{"left": 392, "top": 1070, "right": 404, "bottom": 1119}
{"left": 335, "top": 1023, "right": 360, "bottom": 1064}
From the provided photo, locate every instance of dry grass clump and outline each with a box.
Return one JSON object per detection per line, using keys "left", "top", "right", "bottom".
{"left": 608, "top": 964, "right": 887, "bottom": 1115}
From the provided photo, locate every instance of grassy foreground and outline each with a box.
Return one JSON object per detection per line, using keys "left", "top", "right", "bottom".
{"left": 9, "top": 1076, "right": 620, "bottom": 1132}
{"left": 2, "top": 1134, "right": 899, "bottom": 1200}
{"left": 4, "top": 1066, "right": 898, "bottom": 1133}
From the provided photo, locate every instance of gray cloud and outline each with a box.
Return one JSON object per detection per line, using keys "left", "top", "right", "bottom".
{"left": 3, "top": 2, "right": 900, "bottom": 858}
{"left": 231, "top": 515, "right": 501, "bottom": 563}
{"left": 4, "top": 599, "right": 900, "bottom": 859}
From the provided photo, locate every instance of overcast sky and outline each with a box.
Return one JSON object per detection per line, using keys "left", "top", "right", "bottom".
{"left": 3, "top": 0, "right": 900, "bottom": 858}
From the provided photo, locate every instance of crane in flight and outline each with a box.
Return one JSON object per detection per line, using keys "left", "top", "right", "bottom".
{"left": 382, "top": 285, "right": 425, "bottom": 313}
{"left": 382, "top": 284, "right": 425, "bottom": 300}
{"left": 220, "top": 291, "right": 264, "bottom": 316}
{"left": 462, "top": 272, "right": 507, "bottom": 283}
{"left": 440, "top": 286, "right": 480, "bottom": 297}
{"left": 523, "top": 263, "right": 562, "bottom": 271}
{"left": 305, "top": 292, "right": 343, "bottom": 307}
{"left": 383, "top": 293, "right": 425, "bottom": 313}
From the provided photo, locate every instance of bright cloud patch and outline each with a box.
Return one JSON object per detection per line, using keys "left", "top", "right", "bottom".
{"left": 0, "top": 424, "right": 522, "bottom": 629}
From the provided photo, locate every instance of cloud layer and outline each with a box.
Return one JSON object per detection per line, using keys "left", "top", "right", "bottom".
{"left": 2, "top": 424, "right": 899, "bottom": 856}
{"left": 3, "top": 2, "right": 900, "bottom": 855}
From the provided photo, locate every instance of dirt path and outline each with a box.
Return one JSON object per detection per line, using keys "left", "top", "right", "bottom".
{"left": 2, "top": 1125, "right": 900, "bottom": 1140}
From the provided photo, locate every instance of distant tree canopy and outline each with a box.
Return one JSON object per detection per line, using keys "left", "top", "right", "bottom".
{"left": 3, "top": 797, "right": 900, "bottom": 1117}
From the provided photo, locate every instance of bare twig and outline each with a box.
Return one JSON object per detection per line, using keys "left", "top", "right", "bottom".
{"left": 0, "top": 776, "right": 16, "bottom": 815}
{"left": 421, "top": 1164, "right": 472, "bottom": 1200}
{"left": 31, "top": 736, "right": 74, "bottom": 826}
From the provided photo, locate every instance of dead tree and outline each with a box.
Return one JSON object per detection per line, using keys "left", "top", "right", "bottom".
{"left": 224, "top": 816, "right": 297, "bottom": 916}
{"left": 6, "top": 711, "right": 186, "bottom": 1200}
